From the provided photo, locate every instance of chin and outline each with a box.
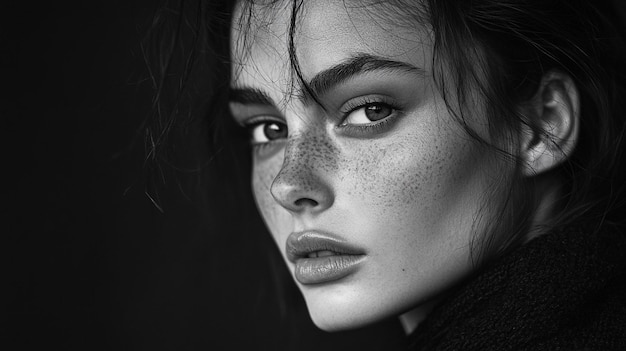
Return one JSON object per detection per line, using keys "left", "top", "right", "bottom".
{"left": 308, "top": 307, "right": 375, "bottom": 332}
{"left": 301, "top": 284, "right": 402, "bottom": 332}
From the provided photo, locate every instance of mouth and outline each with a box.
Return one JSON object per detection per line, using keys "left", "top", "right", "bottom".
{"left": 286, "top": 231, "right": 366, "bottom": 285}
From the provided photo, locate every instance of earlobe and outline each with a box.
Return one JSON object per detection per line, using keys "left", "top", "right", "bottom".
{"left": 521, "top": 71, "right": 580, "bottom": 177}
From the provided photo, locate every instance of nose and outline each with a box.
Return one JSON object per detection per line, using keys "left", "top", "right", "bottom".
{"left": 270, "top": 135, "right": 335, "bottom": 214}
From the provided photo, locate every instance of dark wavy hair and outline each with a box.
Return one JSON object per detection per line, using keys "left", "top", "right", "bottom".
{"left": 144, "top": 0, "right": 626, "bottom": 263}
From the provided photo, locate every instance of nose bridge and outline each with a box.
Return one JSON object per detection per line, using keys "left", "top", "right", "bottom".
{"left": 285, "top": 129, "right": 339, "bottom": 172}
{"left": 270, "top": 129, "right": 338, "bottom": 213}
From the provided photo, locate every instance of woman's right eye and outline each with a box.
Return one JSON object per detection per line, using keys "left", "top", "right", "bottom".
{"left": 248, "top": 120, "right": 288, "bottom": 145}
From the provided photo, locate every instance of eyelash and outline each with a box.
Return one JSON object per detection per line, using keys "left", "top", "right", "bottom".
{"left": 338, "top": 96, "right": 402, "bottom": 135}
{"left": 242, "top": 116, "right": 285, "bottom": 150}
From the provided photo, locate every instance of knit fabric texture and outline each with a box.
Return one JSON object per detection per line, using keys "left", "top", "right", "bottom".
{"left": 407, "top": 224, "right": 626, "bottom": 350}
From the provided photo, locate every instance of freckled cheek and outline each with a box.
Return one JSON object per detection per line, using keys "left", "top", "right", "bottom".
{"left": 391, "top": 144, "right": 467, "bottom": 208}
{"left": 335, "top": 135, "right": 488, "bottom": 284}
{"left": 342, "top": 144, "right": 433, "bottom": 209}
{"left": 342, "top": 132, "right": 481, "bottom": 229}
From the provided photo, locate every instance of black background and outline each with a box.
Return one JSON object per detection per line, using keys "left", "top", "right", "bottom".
{"left": 6, "top": 1, "right": 626, "bottom": 350}
{"left": 4, "top": 2, "right": 404, "bottom": 350}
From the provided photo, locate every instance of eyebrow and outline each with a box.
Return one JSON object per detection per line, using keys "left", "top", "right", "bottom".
{"left": 229, "top": 87, "right": 274, "bottom": 105}
{"left": 229, "top": 53, "right": 425, "bottom": 106}
{"left": 307, "top": 53, "right": 425, "bottom": 99}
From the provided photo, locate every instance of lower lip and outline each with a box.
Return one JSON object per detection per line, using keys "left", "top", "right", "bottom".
{"left": 294, "top": 255, "right": 366, "bottom": 285}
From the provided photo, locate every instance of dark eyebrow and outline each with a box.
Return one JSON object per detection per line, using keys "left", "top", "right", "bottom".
{"left": 229, "top": 53, "right": 424, "bottom": 106}
{"left": 229, "top": 87, "right": 274, "bottom": 106}
{"left": 306, "top": 53, "right": 425, "bottom": 100}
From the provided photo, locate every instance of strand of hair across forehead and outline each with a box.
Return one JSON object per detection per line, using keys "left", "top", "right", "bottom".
{"left": 287, "top": 0, "right": 325, "bottom": 109}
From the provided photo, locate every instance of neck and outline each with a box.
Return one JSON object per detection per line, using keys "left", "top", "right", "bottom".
{"left": 524, "top": 174, "right": 563, "bottom": 242}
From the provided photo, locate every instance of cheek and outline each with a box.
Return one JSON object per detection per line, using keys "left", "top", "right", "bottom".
{"left": 338, "top": 119, "right": 499, "bottom": 263}
{"left": 251, "top": 148, "right": 288, "bottom": 237}
{"left": 345, "top": 125, "right": 479, "bottom": 214}
{"left": 395, "top": 131, "right": 481, "bottom": 212}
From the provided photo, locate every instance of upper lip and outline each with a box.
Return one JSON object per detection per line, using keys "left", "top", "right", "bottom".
{"left": 286, "top": 230, "right": 366, "bottom": 263}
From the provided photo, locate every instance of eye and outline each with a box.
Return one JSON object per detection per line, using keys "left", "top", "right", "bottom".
{"left": 249, "top": 120, "right": 288, "bottom": 144}
{"left": 342, "top": 103, "right": 394, "bottom": 126}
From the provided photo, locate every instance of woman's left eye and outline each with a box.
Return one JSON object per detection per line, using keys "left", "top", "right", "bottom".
{"left": 341, "top": 103, "right": 395, "bottom": 126}
{"left": 248, "top": 120, "right": 288, "bottom": 144}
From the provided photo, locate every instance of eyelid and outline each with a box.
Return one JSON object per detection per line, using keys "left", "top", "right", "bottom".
{"left": 241, "top": 115, "right": 284, "bottom": 127}
{"left": 339, "top": 95, "right": 399, "bottom": 114}
{"left": 334, "top": 95, "right": 403, "bottom": 137}
{"left": 338, "top": 95, "right": 401, "bottom": 127}
{"left": 229, "top": 102, "right": 282, "bottom": 127}
{"left": 242, "top": 115, "right": 288, "bottom": 146}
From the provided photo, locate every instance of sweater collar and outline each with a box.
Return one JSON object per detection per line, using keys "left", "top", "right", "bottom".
{"left": 407, "top": 223, "right": 626, "bottom": 349}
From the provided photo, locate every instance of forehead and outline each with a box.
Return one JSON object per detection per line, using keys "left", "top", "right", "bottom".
{"left": 230, "top": 0, "right": 432, "bottom": 93}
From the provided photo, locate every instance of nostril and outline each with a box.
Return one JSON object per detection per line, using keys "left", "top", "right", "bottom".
{"left": 294, "top": 198, "right": 319, "bottom": 208}
{"left": 269, "top": 163, "right": 334, "bottom": 213}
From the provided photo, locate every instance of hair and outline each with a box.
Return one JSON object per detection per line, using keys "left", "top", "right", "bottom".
{"left": 144, "top": 0, "right": 626, "bottom": 266}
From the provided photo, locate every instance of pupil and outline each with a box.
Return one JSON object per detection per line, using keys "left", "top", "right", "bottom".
{"left": 264, "top": 122, "right": 287, "bottom": 140}
{"left": 365, "top": 104, "right": 391, "bottom": 121}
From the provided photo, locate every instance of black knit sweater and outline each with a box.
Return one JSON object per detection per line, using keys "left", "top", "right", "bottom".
{"left": 407, "top": 224, "right": 626, "bottom": 350}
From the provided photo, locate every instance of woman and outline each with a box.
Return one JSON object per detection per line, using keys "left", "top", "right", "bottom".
{"left": 146, "top": 0, "right": 626, "bottom": 349}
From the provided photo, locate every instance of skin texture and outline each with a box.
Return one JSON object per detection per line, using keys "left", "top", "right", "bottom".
{"left": 229, "top": 0, "right": 517, "bottom": 331}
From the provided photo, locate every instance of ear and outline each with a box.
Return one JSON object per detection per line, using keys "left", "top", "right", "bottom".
{"left": 520, "top": 70, "right": 580, "bottom": 177}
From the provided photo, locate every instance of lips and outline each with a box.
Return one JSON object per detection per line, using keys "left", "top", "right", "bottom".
{"left": 286, "top": 231, "right": 366, "bottom": 285}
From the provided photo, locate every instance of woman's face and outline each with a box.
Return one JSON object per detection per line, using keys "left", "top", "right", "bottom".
{"left": 229, "top": 1, "right": 513, "bottom": 331}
